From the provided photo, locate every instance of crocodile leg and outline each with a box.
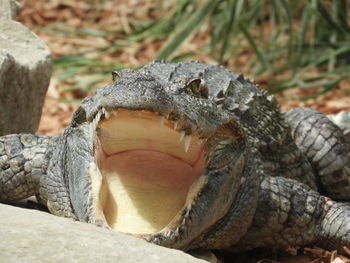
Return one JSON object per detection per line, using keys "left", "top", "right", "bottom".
{"left": 285, "top": 108, "right": 350, "bottom": 200}
{"left": 0, "top": 134, "right": 58, "bottom": 202}
{"left": 232, "top": 176, "right": 350, "bottom": 252}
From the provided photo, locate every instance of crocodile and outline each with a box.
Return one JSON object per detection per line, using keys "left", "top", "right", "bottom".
{"left": 1, "top": 60, "right": 350, "bottom": 253}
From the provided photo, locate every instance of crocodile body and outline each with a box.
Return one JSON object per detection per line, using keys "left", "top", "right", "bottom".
{"left": 1, "top": 60, "right": 350, "bottom": 252}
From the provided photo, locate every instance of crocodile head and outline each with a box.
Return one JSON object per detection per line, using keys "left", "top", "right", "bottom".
{"left": 61, "top": 61, "right": 281, "bottom": 249}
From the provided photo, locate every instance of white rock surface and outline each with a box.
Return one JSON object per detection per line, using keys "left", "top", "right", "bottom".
{"left": 0, "top": 204, "right": 207, "bottom": 263}
{"left": 0, "top": 0, "right": 20, "bottom": 19}
{"left": 0, "top": 0, "right": 51, "bottom": 135}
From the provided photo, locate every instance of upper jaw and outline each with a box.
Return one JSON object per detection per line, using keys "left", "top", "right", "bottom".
{"left": 81, "top": 79, "right": 232, "bottom": 139}
{"left": 88, "top": 103, "right": 224, "bottom": 143}
{"left": 96, "top": 109, "right": 205, "bottom": 164}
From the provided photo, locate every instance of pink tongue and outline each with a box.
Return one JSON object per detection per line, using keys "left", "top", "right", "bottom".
{"left": 99, "top": 150, "right": 200, "bottom": 190}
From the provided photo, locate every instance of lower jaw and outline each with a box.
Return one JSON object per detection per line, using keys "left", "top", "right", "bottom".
{"left": 97, "top": 149, "right": 204, "bottom": 234}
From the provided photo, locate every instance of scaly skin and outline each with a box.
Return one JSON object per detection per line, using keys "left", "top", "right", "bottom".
{"left": 1, "top": 60, "right": 350, "bottom": 252}
{"left": 0, "top": 134, "right": 58, "bottom": 202}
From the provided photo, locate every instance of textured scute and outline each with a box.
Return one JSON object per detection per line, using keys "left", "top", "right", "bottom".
{"left": 285, "top": 108, "right": 350, "bottom": 200}
{"left": 0, "top": 204, "right": 208, "bottom": 263}
{"left": 50, "top": 61, "right": 350, "bottom": 251}
{"left": 2, "top": 61, "right": 350, "bottom": 253}
{"left": 140, "top": 60, "right": 239, "bottom": 98}
{"left": 0, "top": 134, "right": 58, "bottom": 202}
{"left": 0, "top": 0, "right": 51, "bottom": 135}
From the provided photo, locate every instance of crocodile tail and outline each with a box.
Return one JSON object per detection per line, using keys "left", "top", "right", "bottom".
{"left": 0, "top": 134, "right": 58, "bottom": 202}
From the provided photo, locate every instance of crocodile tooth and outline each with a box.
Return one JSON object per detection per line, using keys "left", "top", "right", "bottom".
{"left": 93, "top": 112, "right": 100, "bottom": 127}
{"left": 95, "top": 111, "right": 102, "bottom": 124}
{"left": 104, "top": 110, "right": 110, "bottom": 120}
{"left": 179, "top": 131, "right": 185, "bottom": 141}
{"left": 184, "top": 135, "right": 191, "bottom": 152}
{"left": 101, "top": 108, "right": 107, "bottom": 117}
{"left": 184, "top": 207, "right": 191, "bottom": 218}
{"left": 158, "top": 115, "right": 164, "bottom": 126}
{"left": 137, "top": 111, "right": 142, "bottom": 116}
{"left": 173, "top": 120, "right": 179, "bottom": 130}
{"left": 112, "top": 109, "right": 118, "bottom": 116}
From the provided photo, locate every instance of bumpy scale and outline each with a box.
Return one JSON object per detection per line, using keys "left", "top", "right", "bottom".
{"left": 1, "top": 60, "right": 350, "bottom": 252}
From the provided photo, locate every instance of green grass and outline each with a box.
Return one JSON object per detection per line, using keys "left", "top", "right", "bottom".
{"left": 156, "top": 0, "right": 350, "bottom": 94}
{"left": 46, "top": 0, "right": 350, "bottom": 95}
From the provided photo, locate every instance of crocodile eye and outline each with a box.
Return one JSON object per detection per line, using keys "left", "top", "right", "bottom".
{"left": 186, "top": 78, "right": 208, "bottom": 99}
{"left": 112, "top": 69, "right": 137, "bottom": 84}
{"left": 112, "top": 71, "right": 122, "bottom": 84}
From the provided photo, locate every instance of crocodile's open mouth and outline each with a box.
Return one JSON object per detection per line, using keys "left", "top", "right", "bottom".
{"left": 94, "top": 108, "right": 206, "bottom": 235}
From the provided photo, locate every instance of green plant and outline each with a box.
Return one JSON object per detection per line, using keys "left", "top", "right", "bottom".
{"left": 155, "top": 0, "right": 350, "bottom": 94}
{"left": 42, "top": 0, "right": 350, "bottom": 95}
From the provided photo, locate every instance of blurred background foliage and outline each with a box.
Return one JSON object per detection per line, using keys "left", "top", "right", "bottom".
{"left": 18, "top": 0, "right": 350, "bottom": 98}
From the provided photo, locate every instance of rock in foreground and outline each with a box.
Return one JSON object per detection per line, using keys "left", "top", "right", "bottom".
{"left": 0, "top": 204, "right": 206, "bottom": 263}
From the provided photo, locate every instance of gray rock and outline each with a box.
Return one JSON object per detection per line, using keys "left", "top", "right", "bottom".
{"left": 0, "top": 204, "right": 207, "bottom": 263}
{"left": 0, "top": 0, "right": 20, "bottom": 19}
{"left": 0, "top": 0, "right": 51, "bottom": 136}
